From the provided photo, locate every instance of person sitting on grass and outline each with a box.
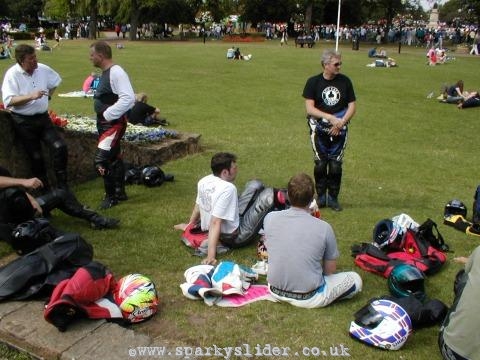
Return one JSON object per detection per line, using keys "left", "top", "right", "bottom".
{"left": 0, "top": 165, "right": 119, "bottom": 242}
{"left": 436, "top": 48, "right": 447, "bottom": 64}
{"left": 127, "top": 93, "right": 168, "bottom": 126}
{"left": 0, "top": 46, "right": 10, "bottom": 59}
{"left": 226, "top": 46, "right": 235, "bottom": 59}
{"left": 427, "top": 46, "right": 437, "bottom": 66}
{"left": 263, "top": 172, "right": 362, "bottom": 308}
{"left": 367, "top": 47, "right": 387, "bottom": 58}
{"left": 82, "top": 72, "right": 100, "bottom": 95}
{"left": 441, "top": 80, "right": 467, "bottom": 104}
{"left": 438, "top": 246, "right": 480, "bottom": 359}
{"left": 174, "top": 152, "right": 285, "bottom": 265}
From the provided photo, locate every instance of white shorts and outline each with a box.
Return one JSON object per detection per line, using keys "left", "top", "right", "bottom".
{"left": 269, "top": 271, "right": 362, "bottom": 308}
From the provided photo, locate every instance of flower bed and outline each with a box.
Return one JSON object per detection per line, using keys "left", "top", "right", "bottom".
{"left": 223, "top": 35, "right": 265, "bottom": 42}
{"left": 49, "top": 112, "right": 179, "bottom": 143}
{"left": 0, "top": 109, "right": 200, "bottom": 184}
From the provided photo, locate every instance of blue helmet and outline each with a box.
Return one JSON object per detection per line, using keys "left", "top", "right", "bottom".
{"left": 388, "top": 264, "right": 425, "bottom": 301}
{"left": 444, "top": 199, "right": 467, "bottom": 218}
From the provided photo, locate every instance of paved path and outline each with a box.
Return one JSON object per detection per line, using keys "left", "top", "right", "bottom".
{"left": 0, "top": 299, "right": 193, "bottom": 360}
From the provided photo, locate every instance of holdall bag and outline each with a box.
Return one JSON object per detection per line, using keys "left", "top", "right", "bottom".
{"left": 352, "top": 229, "right": 447, "bottom": 278}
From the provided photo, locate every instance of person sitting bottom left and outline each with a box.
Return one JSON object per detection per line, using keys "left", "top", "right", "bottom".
{"left": 0, "top": 165, "right": 120, "bottom": 245}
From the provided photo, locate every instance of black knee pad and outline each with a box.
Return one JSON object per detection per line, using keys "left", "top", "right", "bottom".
{"left": 36, "top": 189, "right": 69, "bottom": 213}
{"left": 328, "top": 159, "right": 343, "bottom": 175}
{"left": 234, "top": 187, "right": 275, "bottom": 247}
{"left": 94, "top": 149, "right": 112, "bottom": 177}
{"left": 314, "top": 159, "right": 328, "bottom": 175}
{"left": 2, "top": 187, "right": 35, "bottom": 224}
{"left": 238, "top": 179, "right": 265, "bottom": 216}
{"left": 51, "top": 139, "right": 68, "bottom": 162}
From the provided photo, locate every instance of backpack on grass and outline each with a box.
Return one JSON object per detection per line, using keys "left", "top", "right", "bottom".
{"left": 352, "top": 219, "right": 447, "bottom": 278}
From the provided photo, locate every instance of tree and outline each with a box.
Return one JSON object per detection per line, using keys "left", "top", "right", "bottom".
{"left": 439, "top": 0, "right": 463, "bottom": 24}
{"left": 360, "top": 0, "right": 410, "bottom": 28}
{"left": 241, "top": 0, "right": 298, "bottom": 26}
{"left": 461, "top": 0, "right": 480, "bottom": 25}
{"left": 3, "top": 0, "right": 43, "bottom": 25}
{"left": 43, "top": 0, "right": 71, "bottom": 20}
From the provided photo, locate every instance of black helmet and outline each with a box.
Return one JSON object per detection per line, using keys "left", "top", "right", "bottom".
{"left": 11, "top": 218, "right": 56, "bottom": 255}
{"left": 444, "top": 199, "right": 467, "bottom": 218}
{"left": 125, "top": 167, "right": 142, "bottom": 185}
{"left": 372, "top": 219, "right": 405, "bottom": 250}
{"left": 388, "top": 264, "right": 425, "bottom": 301}
{"left": 141, "top": 166, "right": 165, "bottom": 187}
{"left": 124, "top": 162, "right": 142, "bottom": 185}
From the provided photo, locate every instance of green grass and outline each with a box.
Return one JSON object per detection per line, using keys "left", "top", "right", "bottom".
{"left": 0, "top": 343, "right": 34, "bottom": 359}
{"left": 1, "top": 38, "right": 480, "bottom": 359}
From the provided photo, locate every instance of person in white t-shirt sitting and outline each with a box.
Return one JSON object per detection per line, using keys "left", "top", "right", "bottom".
{"left": 226, "top": 46, "right": 235, "bottom": 59}
{"left": 174, "top": 152, "right": 283, "bottom": 265}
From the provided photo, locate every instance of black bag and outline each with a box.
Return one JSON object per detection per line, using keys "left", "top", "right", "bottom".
{"left": 0, "top": 186, "right": 35, "bottom": 224}
{"left": 383, "top": 295, "right": 448, "bottom": 329}
{"left": 473, "top": 185, "right": 480, "bottom": 223}
{"left": 416, "top": 218, "right": 449, "bottom": 252}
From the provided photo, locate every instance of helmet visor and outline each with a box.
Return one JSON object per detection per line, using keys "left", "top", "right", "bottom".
{"left": 353, "top": 304, "right": 384, "bottom": 329}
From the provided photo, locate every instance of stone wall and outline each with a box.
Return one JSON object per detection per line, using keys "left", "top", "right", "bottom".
{"left": 0, "top": 110, "right": 201, "bottom": 184}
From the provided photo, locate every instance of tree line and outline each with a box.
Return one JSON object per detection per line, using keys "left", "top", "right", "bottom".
{"left": 0, "top": 0, "right": 479, "bottom": 40}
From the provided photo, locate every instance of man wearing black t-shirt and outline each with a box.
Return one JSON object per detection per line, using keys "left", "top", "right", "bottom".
{"left": 302, "top": 49, "right": 356, "bottom": 211}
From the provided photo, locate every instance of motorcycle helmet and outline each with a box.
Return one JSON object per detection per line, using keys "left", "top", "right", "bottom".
{"left": 373, "top": 219, "right": 405, "bottom": 250}
{"left": 113, "top": 274, "right": 159, "bottom": 323}
{"left": 444, "top": 199, "right": 467, "bottom": 218}
{"left": 124, "top": 166, "right": 142, "bottom": 185}
{"left": 349, "top": 298, "right": 412, "bottom": 350}
{"left": 11, "top": 218, "right": 56, "bottom": 255}
{"left": 141, "top": 166, "right": 165, "bottom": 187}
{"left": 388, "top": 264, "right": 426, "bottom": 301}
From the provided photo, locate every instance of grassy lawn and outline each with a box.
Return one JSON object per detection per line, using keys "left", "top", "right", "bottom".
{"left": 1, "top": 37, "right": 479, "bottom": 359}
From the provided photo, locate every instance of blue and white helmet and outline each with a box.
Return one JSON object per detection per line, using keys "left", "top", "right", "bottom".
{"left": 349, "top": 299, "right": 412, "bottom": 350}
{"left": 373, "top": 219, "right": 405, "bottom": 250}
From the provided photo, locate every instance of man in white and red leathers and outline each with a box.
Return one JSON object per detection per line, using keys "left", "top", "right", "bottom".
{"left": 89, "top": 41, "right": 135, "bottom": 209}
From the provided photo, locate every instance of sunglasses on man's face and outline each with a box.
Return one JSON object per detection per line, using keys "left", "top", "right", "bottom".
{"left": 332, "top": 62, "right": 342, "bottom": 67}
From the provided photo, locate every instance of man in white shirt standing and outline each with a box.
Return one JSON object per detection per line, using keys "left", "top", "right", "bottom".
{"left": 1, "top": 44, "right": 68, "bottom": 191}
